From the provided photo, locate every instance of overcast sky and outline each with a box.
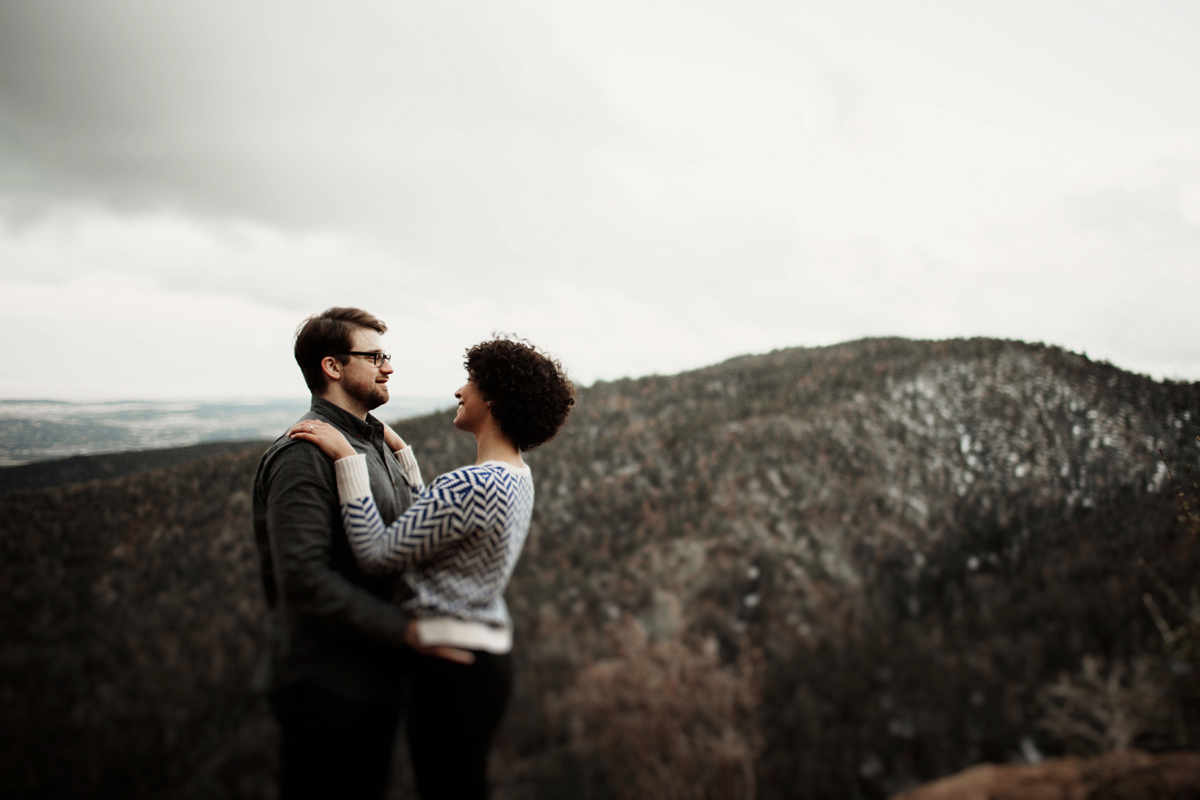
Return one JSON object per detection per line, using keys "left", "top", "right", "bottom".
{"left": 2, "top": 0, "right": 1198, "bottom": 402}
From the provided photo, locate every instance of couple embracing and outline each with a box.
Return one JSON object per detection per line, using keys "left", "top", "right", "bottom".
{"left": 251, "top": 307, "right": 574, "bottom": 799}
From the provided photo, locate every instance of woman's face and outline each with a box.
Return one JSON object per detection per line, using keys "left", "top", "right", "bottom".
{"left": 453, "top": 377, "right": 490, "bottom": 433}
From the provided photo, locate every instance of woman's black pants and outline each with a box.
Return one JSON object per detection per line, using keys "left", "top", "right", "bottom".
{"left": 407, "top": 649, "right": 513, "bottom": 800}
{"left": 270, "top": 681, "right": 404, "bottom": 800}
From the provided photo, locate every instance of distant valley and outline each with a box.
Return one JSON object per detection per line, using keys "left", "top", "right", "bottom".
{"left": 0, "top": 396, "right": 452, "bottom": 470}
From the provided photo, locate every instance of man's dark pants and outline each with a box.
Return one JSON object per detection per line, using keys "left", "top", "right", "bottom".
{"left": 270, "top": 681, "right": 405, "bottom": 800}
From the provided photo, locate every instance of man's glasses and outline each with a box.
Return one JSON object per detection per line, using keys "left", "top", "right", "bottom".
{"left": 343, "top": 351, "right": 392, "bottom": 367}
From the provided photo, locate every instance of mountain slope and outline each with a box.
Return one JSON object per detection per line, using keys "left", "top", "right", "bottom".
{"left": 2, "top": 337, "right": 1197, "bottom": 799}
{"left": 400, "top": 336, "right": 1200, "bottom": 796}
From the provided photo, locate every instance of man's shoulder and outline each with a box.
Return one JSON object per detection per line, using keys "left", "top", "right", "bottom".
{"left": 258, "top": 401, "right": 341, "bottom": 458}
{"left": 255, "top": 409, "right": 336, "bottom": 485}
{"left": 258, "top": 434, "right": 301, "bottom": 467}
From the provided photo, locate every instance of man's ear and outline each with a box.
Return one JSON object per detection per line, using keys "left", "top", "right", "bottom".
{"left": 320, "top": 356, "right": 342, "bottom": 383}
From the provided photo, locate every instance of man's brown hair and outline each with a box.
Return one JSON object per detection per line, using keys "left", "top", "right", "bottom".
{"left": 293, "top": 307, "right": 388, "bottom": 393}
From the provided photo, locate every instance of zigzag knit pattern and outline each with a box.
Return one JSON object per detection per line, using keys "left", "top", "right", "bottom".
{"left": 341, "top": 462, "right": 535, "bottom": 627}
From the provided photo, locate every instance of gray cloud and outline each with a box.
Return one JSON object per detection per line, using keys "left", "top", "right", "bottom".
{"left": 0, "top": 1, "right": 636, "bottom": 272}
{"left": 4, "top": 0, "right": 1200, "bottom": 390}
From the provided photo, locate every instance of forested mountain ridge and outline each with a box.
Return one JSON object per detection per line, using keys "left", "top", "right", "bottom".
{"left": 404, "top": 337, "right": 1198, "bottom": 795}
{"left": 2, "top": 337, "right": 1197, "bottom": 798}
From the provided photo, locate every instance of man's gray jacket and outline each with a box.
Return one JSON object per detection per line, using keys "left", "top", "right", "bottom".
{"left": 252, "top": 395, "right": 416, "bottom": 702}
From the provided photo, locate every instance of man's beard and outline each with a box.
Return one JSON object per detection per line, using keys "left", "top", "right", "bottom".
{"left": 346, "top": 376, "right": 388, "bottom": 412}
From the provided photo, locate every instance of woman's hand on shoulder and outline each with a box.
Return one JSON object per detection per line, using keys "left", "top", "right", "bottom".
{"left": 381, "top": 420, "right": 408, "bottom": 452}
{"left": 288, "top": 420, "right": 357, "bottom": 461}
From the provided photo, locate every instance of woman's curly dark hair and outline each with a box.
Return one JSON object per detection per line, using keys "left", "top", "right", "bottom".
{"left": 465, "top": 336, "right": 575, "bottom": 451}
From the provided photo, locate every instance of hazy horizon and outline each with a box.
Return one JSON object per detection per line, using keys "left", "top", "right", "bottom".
{"left": 0, "top": 333, "right": 1196, "bottom": 405}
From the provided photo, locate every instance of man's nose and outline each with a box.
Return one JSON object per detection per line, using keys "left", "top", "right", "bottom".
{"left": 380, "top": 358, "right": 395, "bottom": 374}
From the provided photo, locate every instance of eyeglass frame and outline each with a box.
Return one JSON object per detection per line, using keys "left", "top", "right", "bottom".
{"left": 341, "top": 351, "right": 392, "bottom": 367}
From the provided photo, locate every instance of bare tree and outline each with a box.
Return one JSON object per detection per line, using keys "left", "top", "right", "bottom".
{"left": 1037, "top": 655, "right": 1168, "bottom": 754}
{"left": 559, "top": 616, "right": 763, "bottom": 800}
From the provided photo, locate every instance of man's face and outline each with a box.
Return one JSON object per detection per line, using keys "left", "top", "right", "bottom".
{"left": 340, "top": 327, "right": 393, "bottom": 412}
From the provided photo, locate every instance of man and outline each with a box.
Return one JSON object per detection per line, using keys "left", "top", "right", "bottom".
{"left": 252, "top": 307, "right": 417, "bottom": 799}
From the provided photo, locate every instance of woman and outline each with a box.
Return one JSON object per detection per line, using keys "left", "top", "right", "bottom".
{"left": 288, "top": 336, "right": 574, "bottom": 799}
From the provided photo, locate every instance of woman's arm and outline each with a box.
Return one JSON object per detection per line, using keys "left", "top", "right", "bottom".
{"left": 391, "top": 446, "right": 425, "bottom": 505}
{"left": 287, "top": 420, "right": 474, "bottom": 664}
{"left": 290, "top": 419, "right": 461, "bottom": 573}
{"left": 292, "top": 417, "right": 425, "bottom": 498}
{"left": 381, "top": 419, "right": 407, "bottom": 453}
{"left": 382, "top": 420, "right": 425, "bottom": 500}
{"left": 333, "top": 456, "right": 473, "bottom": 574}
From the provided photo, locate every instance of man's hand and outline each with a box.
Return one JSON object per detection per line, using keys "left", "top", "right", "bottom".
{"left": 405, "top": 619, "right": 475, "bottom": 665}
{"left": 381, "top": 421, "right": 408, "bottom": 453}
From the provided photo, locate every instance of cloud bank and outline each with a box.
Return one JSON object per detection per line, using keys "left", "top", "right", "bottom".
{"left": 2, "top": 0, "right": 1199, "bottom": 399}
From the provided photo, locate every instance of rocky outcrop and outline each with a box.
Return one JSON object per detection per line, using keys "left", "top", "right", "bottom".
{"left": 894, "top": 749, "right": 1200, "bottom": 800}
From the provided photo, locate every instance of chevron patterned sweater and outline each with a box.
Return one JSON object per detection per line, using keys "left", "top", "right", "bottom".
{"left": 333, "top": 452, "right": 534, "bottom": 642}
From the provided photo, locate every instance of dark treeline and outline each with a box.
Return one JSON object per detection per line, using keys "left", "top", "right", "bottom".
{"left": 0, "top": 439, "right": 272, "bottom": 495}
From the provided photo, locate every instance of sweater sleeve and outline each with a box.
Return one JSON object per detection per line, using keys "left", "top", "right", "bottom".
{"left": 334, "top": 455, "right": 473, "bottom": 575}
{"left": 393, "top": 446, "right": 424, "bottom": 504}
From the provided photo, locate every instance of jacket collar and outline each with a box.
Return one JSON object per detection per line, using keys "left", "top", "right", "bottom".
{"left": 309, "top": 395, "right": 384, "bottom": 439}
